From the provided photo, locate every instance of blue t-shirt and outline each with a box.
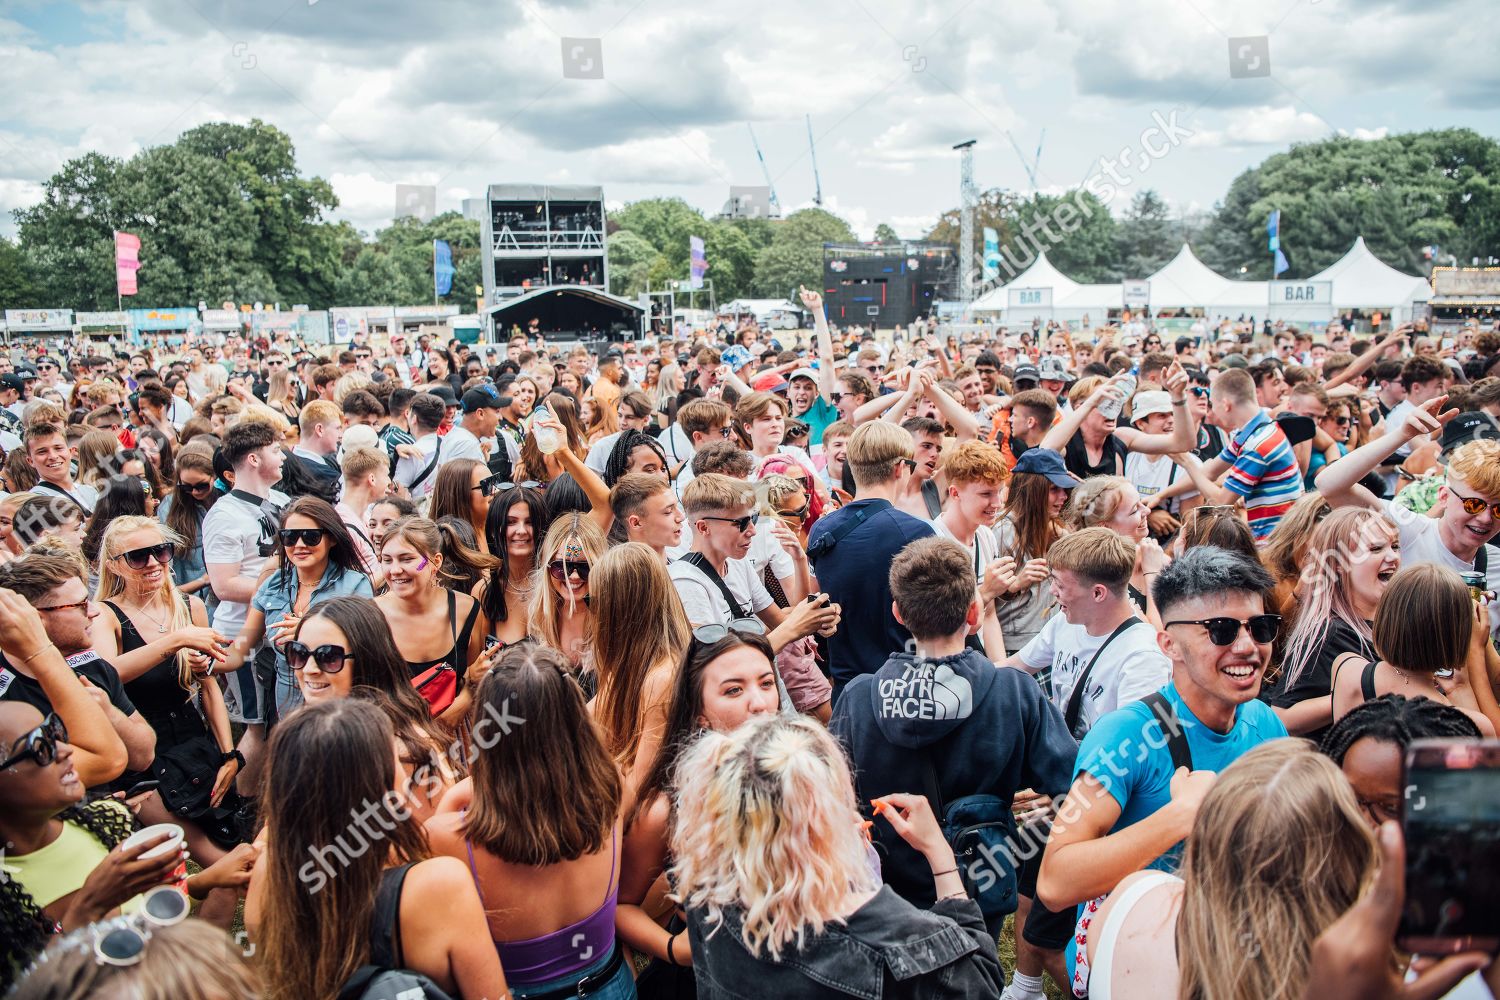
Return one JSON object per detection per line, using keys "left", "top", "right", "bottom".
{"left": 1074, "top": 680, "right": 1287, "bottom": 872}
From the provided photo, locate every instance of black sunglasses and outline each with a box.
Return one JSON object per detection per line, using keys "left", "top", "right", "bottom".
{"left": 0, "top": 712, "right": 67, "bottom": 772}
{"left": 778, "top": 502, "right": 810, "bottom": 521}
{"left": 177, "top": 480, "right": 213, "bottom": 496}
{"left": 280, "top": 528, "right": 327, "bottom": 547}
{"left": 692, "top": 619, "right": 767, "bottom": 644}
{"left": 1165, "top": 614, "right": 1282, "bottom": 646}
{"left": 1190, "top": 385, "right": 1210, "bottom": 398}
{"left": 285, "top": 641, "right": 353, "bottom": 673}
{"left": 548, "top": 559, "right": 591, "bottom": 582}
{"left": 116, "top": 542, "right": 173, "bottom": 570}
{"left": 700, "top": 512, "right": 759, "bottom": 532}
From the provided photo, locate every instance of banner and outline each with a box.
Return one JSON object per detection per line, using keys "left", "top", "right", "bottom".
{"left": 1266, "top": 210, "right": 1280, "bottom": 252}
{"left": 982, "top": 227, "right": 1000, "bottom": 281}
{"left": 689, "top": 235, "right": 706, "bottom": 290}
{"left": 433, "top": 240, "right": 455, "bottom": 297}
{"left": 1274, "top": 248, "right": 1290, "bottom": 277}
{"left": 115, "top": 232, "right": 141, "bottom": 296}
{"left": 4, "top": 309, "right": 72, "bottom": 331}
{"left": 1122, "top": 279, "right": 1150, "bottom": 307}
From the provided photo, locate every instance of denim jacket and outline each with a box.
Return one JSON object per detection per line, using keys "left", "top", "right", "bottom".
{"left": 686, "top": 886, "right": 1002, "bottom": 1000}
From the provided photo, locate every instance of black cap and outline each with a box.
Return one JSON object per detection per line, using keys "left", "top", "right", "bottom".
{"left": 428, "top": 385, "right": 459, "bottom": 407}
{"left": 462, "top": 385, "right": 501, "bottom": 413}
{"left": 0, "top": 373, "right": 25, "bottom": 393}
{"left": 1440, "top": 410, "right": 1500, "bottom": 456}
{"left": 1012, "top": 363, "right": 1040, "bottom": 387}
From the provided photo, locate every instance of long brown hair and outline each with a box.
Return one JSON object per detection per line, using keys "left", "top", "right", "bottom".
{"left": 591, "top": 542, "right": 691, "bottom": 767}
{"left": 256, "top": 700, "right": 430, "bottom": 1000}
{"left": 1001, "top": 471, "right": 1066, "bottom": 561}
{"left": 164, "top": 450, "right": 217, "bottom": 558}
{"left": 427, "top": 458, "right": 485, "bottom": 539}
{"left": 463, "top": 644, "right": 620, "bottom": 865}
{"left": 518, "top": 392, "right": 585, "bottom": 482}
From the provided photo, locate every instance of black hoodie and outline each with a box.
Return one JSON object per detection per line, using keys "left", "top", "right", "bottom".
{"left": 831, "top": 648, "right": 1079, "bottom": 906}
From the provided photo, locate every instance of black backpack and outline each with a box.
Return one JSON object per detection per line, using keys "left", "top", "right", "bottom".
{"left": 338, "top": 865, "right": 456, "bottom": 1000}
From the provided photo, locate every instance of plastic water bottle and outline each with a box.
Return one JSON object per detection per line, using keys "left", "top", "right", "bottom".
{"left": 531, "top": 407, "right": 561, "bottom": 455}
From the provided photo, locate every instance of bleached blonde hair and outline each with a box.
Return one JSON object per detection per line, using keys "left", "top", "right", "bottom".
{"left": 670, "top": 715, "right": 880, "bottom": 961}
{"left": 95, "top": 515, "right": 198, "bottom": 693}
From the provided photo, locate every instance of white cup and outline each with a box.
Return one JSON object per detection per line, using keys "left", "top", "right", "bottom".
{"left": 120, "top": 823, "right": 187, "bottom": 885}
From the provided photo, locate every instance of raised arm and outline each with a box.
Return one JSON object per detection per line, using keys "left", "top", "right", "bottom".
{"left": 1041, "top": 374, "right": 1123, "bottom": 453}
{"left": 1115, "top": 364, "right": 1197, "bottom": 455}
{"left": 1324, "top": 326, "right": 1407, "bottom": 391}
{"left": 1314, "top": 395, "right": 1456, "bottom": 510}
{"left": 800, "top": 286, "right": 839, "bottom": 403}
{"left": 922, "top": 372, "right": 980, "bottom": 441}
{"left": 544, "top": 414, "right": 614, "bottom": 533}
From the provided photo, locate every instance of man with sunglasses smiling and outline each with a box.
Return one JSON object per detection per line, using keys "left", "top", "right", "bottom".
{"left": 1037, "top": 546, "right": 1287, "bottom": 949}
{"left": 1316, "top": 398, "right": 1500, "bottom": 640}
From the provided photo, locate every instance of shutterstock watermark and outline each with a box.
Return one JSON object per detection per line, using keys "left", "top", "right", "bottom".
{"left": 297, "top": 696, "right": 526, "bottom": 893}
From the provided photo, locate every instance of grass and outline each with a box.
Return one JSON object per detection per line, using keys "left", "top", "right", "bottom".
{"left": 998, "top": 914, "right": 1066, "bottom": 1000}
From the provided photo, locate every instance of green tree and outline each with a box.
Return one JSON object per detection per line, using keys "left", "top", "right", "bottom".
{"left": 703, "top": 222, "right": 756, "bottom": 300}
{"left": 1116, "top": 190, "right": 1175, "bottom": 278}
{"left": 608, "top": 198, "right": 707, "bottom": 271}
{"left": 751, "top": 208, "right": 856, "bottom": 298}
{"left": 606, "top": 230, "right": 663, "bottom": 299}
{"left": 13, "top": 152, "right": 126, "bottom": 308}
{"left": 873, "top": 223, "right": 900, "bottom": 243}
{"left": 0, "top": 237, "right": 41, "bottom": 308}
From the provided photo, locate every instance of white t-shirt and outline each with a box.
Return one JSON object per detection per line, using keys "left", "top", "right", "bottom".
{"left": 1125, "top": 451, "right": 1191, "bottom": 513}
{"left": 441, "top": 426, "right": 485, "bottom": 465}
{"left": 393, "top": 432, "right": 442, "bottom": 500}
{"left": 1384, "top": 500, "right": 1500, "bottom": 638}
{"left": 931, "top": 517, "right": 1000, "bottom": 587}
{"left": 1017, "top": 615, "right": 1170, "bottom": 733}
{"left": 669, "top": 555, "right": 774, "bottom": 626}
{"left": 167, "top": 397, "right": 194, "bottom": 431}
{"left": 202, "top": 488, "right": 289, "bottom": 639}
{"left": 186, "top": 364, "right": 225, "bottom": 400}
{"left": 585, "top": 430, "right": 624, "bottom": 473}
{"left": 746, "top": 527, "right": 795, "bottom": 585}
{"left": 34, "top": 480, "right": 99, "bottom": 515}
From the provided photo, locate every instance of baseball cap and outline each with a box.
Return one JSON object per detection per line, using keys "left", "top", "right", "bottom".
{"left": 462, "top": 386, "right": 502, "bottom": 413}
{"left": 16, "top": 367, "right": 37, "bottom": 381}
{"left": 1439, "top": 410, "right": 1500, "bottom": 458}
{"left": 0, "top": 373, "right": 25, "bottom": 393}
{"left": 428, "top": 385, "right": 459, "bottom": 407}
{"left": 788, "top": 367, "right": 818, "bottom": 384}
{"left": 34, "top": 355, "right": 60, "bottom": 369}
{"left": 1012, "top": 364, "right": 1040, "bottom": 388}
{"left": 753, "top": 373, "right": 789, "bottom": 393}
{"left": 1038, "top": 357, "right": 1070, "bottom": 382}
{"left": 1012, "top": 448, "right": 1082, "bottom": 489}
{"left": 1130, "top": 390, "right": 1174, "bottom": 424}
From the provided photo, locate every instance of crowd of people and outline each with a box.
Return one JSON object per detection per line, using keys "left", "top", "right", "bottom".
{"left": 1, "top": 292, "right": 1499, "bottom": 1000}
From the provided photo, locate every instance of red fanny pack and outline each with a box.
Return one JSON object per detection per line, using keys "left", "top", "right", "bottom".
{"left": 412, "top": 662, "right": 457, "bottom": 715}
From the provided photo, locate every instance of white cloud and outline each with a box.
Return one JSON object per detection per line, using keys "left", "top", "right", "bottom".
{"left": 1186, "top": 105, "right": 1332, "bottom": 148}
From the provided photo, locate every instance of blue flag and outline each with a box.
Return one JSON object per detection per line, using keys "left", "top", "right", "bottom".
{"left": 434, "top": 239, "right": 455, "bottom": 297}
{"left": 1266, "top": 210, "right": 1280, "bottom": 252}
{"left": 983, "top": 227, "right": 1000, "bottom": 281}
{"left": 1274, "top": 248, "right": 1290, "bottom": 276}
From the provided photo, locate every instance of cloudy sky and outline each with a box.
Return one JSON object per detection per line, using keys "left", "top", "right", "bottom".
{"left": 1, "top": 0, "right": 1496, "bottom": 241}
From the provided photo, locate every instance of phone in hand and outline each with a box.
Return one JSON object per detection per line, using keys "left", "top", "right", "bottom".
{"left": 125, "top": 780, "right": 161, "bottom": 798}
{"left": 484, "top": 634, "right": 502, "bottom": 651}
{"left": 1398, "top": 739, "right": 1500, "bottom": 954}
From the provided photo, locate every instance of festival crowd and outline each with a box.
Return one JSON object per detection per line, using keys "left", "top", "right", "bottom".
{"left": 1, "top": 291, "right": 1499, "bottom": 1000}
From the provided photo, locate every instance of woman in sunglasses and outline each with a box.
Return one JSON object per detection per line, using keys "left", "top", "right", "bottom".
{"left": 428, "top": 459, "right": 493, "bottom": 555}
{"left": 224, "top": 497, "right": 373, "bottom": 720}
{"left": 289, "top": 597, "right": 456, "bottom": 821}
{"left": 425, "top": 645, "right": 634, "bottom": 1000}
{"left": 528, "top": 513, "right": 607, "bottom": 684}
{"left": 157, "top": 450, "right": 219, "bottom": 608}
{"left": 0, "top": 702, "right": 196, "bottom": 993}
{"left": 477, "top": 483, "right": 548, "bottom": 650}
{"left": 245, "top": 700, "right": 506, "bottom": 1000}
{"left": 375, "top": 516, "right": 494, "bottom": 726}
{"left": 617, "top": 628, "right": 780, "bottom": 974}
{"left": 1330, "top": 563, "right": 1500, "bottom": 736}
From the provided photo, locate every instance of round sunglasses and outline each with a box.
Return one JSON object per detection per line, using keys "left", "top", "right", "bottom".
{"left": 115, "top": 542, "right": 173, "bottom": 571}
{"left": 692, "top": 619, "right": 766, "bottom": 644}
{"left": 0, "top": 712, "right": 67, "bottom": 772}
{"left": 285, "top": 642, "right": 354, "bottom": 673}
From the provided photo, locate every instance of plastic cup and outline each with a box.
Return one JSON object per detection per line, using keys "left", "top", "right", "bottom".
{"left": 120, "top": 822, "right": 187, "bottom": 887}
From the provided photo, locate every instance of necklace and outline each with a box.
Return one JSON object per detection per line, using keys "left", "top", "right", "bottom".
{"left": 125, "top": 595, "right": 169, "bottom": 634}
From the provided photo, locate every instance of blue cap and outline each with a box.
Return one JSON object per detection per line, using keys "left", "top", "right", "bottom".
{"left": 1012, "top": 447, "right": 1081, "bottom": 489}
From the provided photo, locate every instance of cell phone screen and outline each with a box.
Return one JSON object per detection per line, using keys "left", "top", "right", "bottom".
{"left": 1400, "top": 740, "right": 1500, "bottom": 952}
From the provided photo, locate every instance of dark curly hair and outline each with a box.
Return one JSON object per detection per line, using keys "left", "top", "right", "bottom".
{"left": 1320, "top": 693, "right": 1483, "bottom": 765}
{"left": 1, "top": 800, "right": 136, "bottom": 992}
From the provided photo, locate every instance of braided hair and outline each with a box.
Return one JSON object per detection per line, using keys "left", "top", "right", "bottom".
{"left": 1320, "top": 693, "right": 1483, "bottom": 765}
{"left": 1, "top": 800, "right": 136, "bottom": 992}
{"left": 603, "top": 430, "right": 667, "bottom": 487}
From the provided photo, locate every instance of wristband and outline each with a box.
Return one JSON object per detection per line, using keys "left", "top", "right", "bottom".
{"left": 220, "top": 749, "right": 245, "bottom": 769}
{"left": 930, "top": 867, "right": 958, "bottom": 878}
{"left": 666, "top": 932, "right": 682, "bottom": 967}
{"left": 19, "top": 644, "right": 58, "bottom": 664}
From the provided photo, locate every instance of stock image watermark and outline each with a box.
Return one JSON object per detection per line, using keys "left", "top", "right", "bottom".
{"left": 561, "top": 37, "right": 604, "bottom": 79}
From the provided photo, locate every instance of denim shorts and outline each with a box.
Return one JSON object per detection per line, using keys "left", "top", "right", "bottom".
{"left": 508, "top": 945, "right": 636, "bottom": 1000}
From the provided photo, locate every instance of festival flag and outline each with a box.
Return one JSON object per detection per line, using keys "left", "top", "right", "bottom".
{"left": 1274, "top": 247, "right": 1290, "bottom": 277}
{"left": 1266, "top": 210, "right": 1280, "bottom": 253}
{"left": 433, "top": 239, "right": 455, "bottom": 297}
{"left": 115, "top": 231, "right": 141, "bottom": 296}
{"left": 689, "top": 235, "right": 707, "bottom": 290}
{"left": 982, "top": 227, "right": 1000, "bottom": 281}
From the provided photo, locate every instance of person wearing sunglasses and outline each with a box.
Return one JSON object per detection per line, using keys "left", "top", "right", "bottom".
{"left": 155, "top": 450, "right": 219, "bottom": 609}
{"left": 618, "top": 627, "right": 781, "bottom": 976}
{"left": 527, "top": 513, "right": 607, "bottom": 681}
{"left": 1038, "top": 545, "right": 1289, "bottom": 968}
{"left": 14, "top": 916, "right": 260, "bottom": 1000}
{"left": 224, "top": 498, "right": 372, "bottom": 723}
{"left": 1317, "top": 408, "right": 1500, "bottom": 643}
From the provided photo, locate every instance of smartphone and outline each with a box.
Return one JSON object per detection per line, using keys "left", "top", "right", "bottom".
{"left": 125, "top": 779, "right": 160, "bottom": 798}
{"left": 1399, "top": 739, "right": 1500, "bottom": 954}
{"left": 484, "top": 634, "right": 502, "bottom": 652}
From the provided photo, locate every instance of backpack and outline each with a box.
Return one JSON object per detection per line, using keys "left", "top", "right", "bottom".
{"left": 918, "top": 748, "right": 1020, "bottom": 918}
{"left": 338, "top": 864, "right": 456, "bottom": 1000}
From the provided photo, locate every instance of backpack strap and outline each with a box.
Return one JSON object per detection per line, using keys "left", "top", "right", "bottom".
{"left": 1063, "top": 617, "right": 1142, "bottom": 737}
{"left": 806, "top": 503, "right": 875, "bottom": 560}
{"left": 680, "top": 552, "right": 751, "bottom": 620}
{"left": 409, "top": 438, "right": 442, "bottom": 491}
{"left": 1141, "top": 691, "right": 1192, "bottom": 772}
{"left": 1477, "top": 544, "right": 1489, "bottom": 576}
{"left": 369, "top": 863, "right": 415, "bottom": 969}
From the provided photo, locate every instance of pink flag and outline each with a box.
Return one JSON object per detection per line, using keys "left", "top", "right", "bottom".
{"left": 115, "top": 231, "right": 140, "bottom": 296}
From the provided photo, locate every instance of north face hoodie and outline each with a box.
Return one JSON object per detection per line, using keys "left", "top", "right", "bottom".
{"left": 830, "top": 648, "right": 1079, "bottom": 907}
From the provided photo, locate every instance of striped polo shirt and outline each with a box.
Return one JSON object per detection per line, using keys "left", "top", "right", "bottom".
{"left": 1218, "top": 409, "right": 1304, "bottom": 542}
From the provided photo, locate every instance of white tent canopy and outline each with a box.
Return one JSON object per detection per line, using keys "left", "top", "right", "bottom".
{"left": 1309, "top": 237, "right": 1430, "bottom": 313}
{"left": 970, "top": 251, "right": 1079, "bottom": 314}
{"left": 1147, "top": 245, "right": 1237, "bottom": 308}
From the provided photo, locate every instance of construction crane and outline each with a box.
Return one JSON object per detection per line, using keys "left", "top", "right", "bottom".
{"left": 806, "top": 115, "right": 823, "bottom": 206}
{"left": 954, "top": 139, "right": 976, "bottom": 305}
{"left": 1004, "top": 128, "right": 1045, "bottom": 191}
{"left": 747, "top": 124, "right": 782, "bottom": 217}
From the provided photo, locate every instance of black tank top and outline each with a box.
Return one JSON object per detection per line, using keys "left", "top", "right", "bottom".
{"left": 406, "top": 590, "right": 482, "bottom": 680}
{"left": 105, "top": 598, "right": 207, "bottom": 742}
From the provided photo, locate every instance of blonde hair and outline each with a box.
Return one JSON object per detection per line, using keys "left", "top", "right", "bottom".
{"left": 1062, "top": 474, "right": 1129, "bottom": 529}
{"left": 298, "top": 399, "right": 341, "bottom": 437}
{"left": 1176, "top": 739, "right": 1377, "bottom": 1000}
{"left": 1449, "top": 438, "right": 1500, "bottom": 497}
{"left": 333, "top": 373, "right": 374, "bottom": 405}
{"left": 670, "top": 716, "right": 881, "bottom": 960}
{"left": 755, "top": 473, "right": 803, "bottom": 516}
{"left": 1260, "top": 493, "right": 1331, "bottom": 585}
{"left": 75, "top": 429, "right": 122, "bottom": 487}
{"left": 846, "top": 421, "right": 914, "bottom": 487}
{"left": 16, "top": 917, "right": 259, "bottom": 1000}
{"left": 527, "top": 513, "right": 607, "bottom": 662}
{"left": 682, "top": 472, "right": 756, "bottom": 518}
{"left": 95, "top": 516, "right": 197, "bottom": 693}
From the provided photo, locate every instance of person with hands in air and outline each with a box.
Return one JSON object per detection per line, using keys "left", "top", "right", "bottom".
{"left": 1317, "top": 396, "right": 1500, "bottom": 641}
{"left": 673, "top": 715, "right": 1004, "bottom": 1000}
{"left": 1041, "top": 363, "right": 1198, "bottom": 482}
{"left": 786, "top": 285, "right": 842, "bottom": 446}
{"left": 1037, "top": 546, "right": 1288, "bottom": 992}
{"left": 0, "top": 586, "right": 127, "bottom": 787}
